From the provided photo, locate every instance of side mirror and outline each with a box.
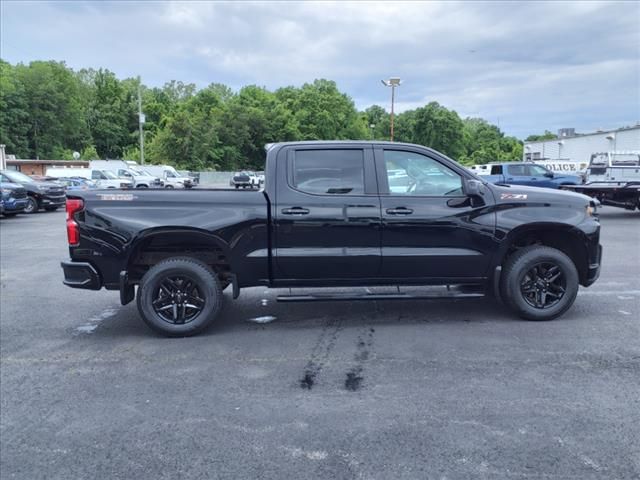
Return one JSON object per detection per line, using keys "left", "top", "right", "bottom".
{"left": 544, "top": 172, "right": 554, "bottom": 178}
{"left": 464, "top": 179, "right": 485, "bottom": 197}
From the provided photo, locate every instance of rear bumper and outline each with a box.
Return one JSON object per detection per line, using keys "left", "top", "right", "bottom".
{"left": 61, "top": 261, "right": 102, "bottom": 290}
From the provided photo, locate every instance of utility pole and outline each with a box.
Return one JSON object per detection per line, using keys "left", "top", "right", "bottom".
{"left": 381, "top": 77, "right": 401, "bottom": 141}
{"left": 0, "top": 144, "right": 6, "bottom": 170}
{"left": 138, "top": 77, "right": 145, "bottom": 165}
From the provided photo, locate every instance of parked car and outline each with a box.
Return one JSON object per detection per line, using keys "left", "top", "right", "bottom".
{"left": 0, "top": 181, "right": 29, "bottom": 216}
{"left": 178, "top": 170, "right": 199, "bottom": 186}
{"left": 230, "top": 171, "right": 259, "bottom": 189}
{"left": 0, "top": 170, "right": 66, "bottom": 213}
{"left": 54, "top": 177, "right": 98, "bottom": 191}
{"left": 481, "top": 163, "right": 581, "bottom": 189}
{"left": 90, "top": 160, "right": 162, "bottom": 188}
{"left": 143, "top": 165, "right": 192, "bottom": 189}
{"left": 46, "top": 168, "right": 133, "bottom": 189}
{"left": 61, "top": 141, "right": 602, "bottom": 337}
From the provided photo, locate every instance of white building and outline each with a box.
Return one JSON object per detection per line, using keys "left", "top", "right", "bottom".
{"left": 523, "top": 125, "right": 640, "bottom": 171}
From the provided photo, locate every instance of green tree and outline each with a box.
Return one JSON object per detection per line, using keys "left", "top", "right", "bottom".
{"left": 277, "top": 79, "right": 367, "bottom": 140}
{"left": 0, "top": 60, "right": 30, "bottom": 157}
{"left": 363, "top": 105, "right": 390, "bottom": 139}
{"left": 525, "top": 130, "right": 557, "bottom": 142}
{"left": 14, "top": 61, "right": 89, "bottom": 158}
{"left": 410, "top": 102, "right": 465, "bottom": 159}
{"left": 84, "top": 69, "right": 136, "bottom": 158}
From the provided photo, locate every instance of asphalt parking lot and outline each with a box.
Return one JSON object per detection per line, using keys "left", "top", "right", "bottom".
{"left": 1, "top": 208, "right": 639, "bottom": 479}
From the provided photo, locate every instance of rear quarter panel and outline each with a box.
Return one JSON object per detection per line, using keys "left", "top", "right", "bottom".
{"left": 69, "top": 189, "right": 269, "bottom": 288}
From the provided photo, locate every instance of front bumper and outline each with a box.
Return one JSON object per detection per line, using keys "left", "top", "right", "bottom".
{"left": 42, "top": 194, "right": 66, "bottom": 207}
{"left": 61, "top": 261, "right": 102, "bottom": 290}
{"left": 583, "top": 244, "right": 603, "bottom": 287}
{"left": 3, "top": 198, "right": 27, "bottom": 212}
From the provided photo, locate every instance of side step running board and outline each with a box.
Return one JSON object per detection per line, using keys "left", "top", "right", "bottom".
{"left": 277, "top": 289, "right": 485, "bottom": 303}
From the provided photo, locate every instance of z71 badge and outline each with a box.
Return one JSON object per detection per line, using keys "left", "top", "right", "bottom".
{"left": 500, "top": 193, "right": 528, "bottom": 200}
{"left": 97, "top": 193, "right": 135, "bottom": 201}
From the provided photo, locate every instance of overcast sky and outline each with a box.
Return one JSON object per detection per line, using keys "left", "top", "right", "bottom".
{"left": 2, "top": 0, "right": 639, "bottom": 138}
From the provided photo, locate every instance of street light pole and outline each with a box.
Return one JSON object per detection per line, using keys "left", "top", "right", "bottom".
{"left": 138, "top": 77, "right": 145, "bottom": 165}
{"left": 381, "top": 77, "right": 401, "bottom": 141}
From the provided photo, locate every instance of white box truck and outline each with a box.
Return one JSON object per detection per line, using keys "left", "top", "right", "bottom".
{"left": 143, "top": 165, "right": 193, "bottom": 189}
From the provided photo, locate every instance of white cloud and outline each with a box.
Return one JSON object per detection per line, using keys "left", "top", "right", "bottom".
{"left": 1, "top": 0, "right": 638, "bottom": 138}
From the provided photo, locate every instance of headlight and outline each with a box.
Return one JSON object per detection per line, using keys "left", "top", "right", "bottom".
{"left": 38, "top": 185, "right": 48, "bottom": 191}
{"left": 1, "top": 188, "right": 10, "bottom": 194}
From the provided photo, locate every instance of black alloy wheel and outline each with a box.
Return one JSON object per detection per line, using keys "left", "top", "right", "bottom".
{"left": 152, "top": 275, "right": 205, "bottom": 325}
{"left": 137, "top": 257, "right": 222, "bottom": 336}
{"left": 501, "top": 245, "right": 579, "bottom": 321}
{"left": 519, "top": 262, "right": 566, "bottom": 309}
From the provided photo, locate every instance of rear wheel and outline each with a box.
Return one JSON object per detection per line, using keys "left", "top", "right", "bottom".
{"left": 137, "top": 257, "right": 223, "bottom": 337}
{"left": 23, "top": 196, "right": 38, "bottom": 214}
{"left": 501, "top": 245, "right": 579, "bottom": 321}
{"left": 165, "top": 185, "right": 174, "bottom": 189}
{"left": 136, "top": 184, "right": 149, "bottom": 189}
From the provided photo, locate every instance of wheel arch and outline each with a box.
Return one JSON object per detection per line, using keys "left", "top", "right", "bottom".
{"left": 499, "top": 223, "right": 590, "bottom": 284}
{"left": 125, "top": 227, "right": 232, "bottom": 284}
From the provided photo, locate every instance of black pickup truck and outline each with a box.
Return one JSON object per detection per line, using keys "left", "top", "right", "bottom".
{"left": 61, "top": 141, "right": 602, "bottom": 336}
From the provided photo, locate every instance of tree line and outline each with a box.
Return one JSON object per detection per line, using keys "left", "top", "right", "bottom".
{"left": 1, "top": 60, "right": 533, "bottom": 171}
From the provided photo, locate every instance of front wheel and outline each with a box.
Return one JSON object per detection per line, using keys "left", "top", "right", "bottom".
{"left": 137, "top": 257, "right": 223, "bottom": 337}
{"left": 501, "top": 245, "right": 579, "bottom": 321}
{"left": 136, "top": 185, "right": 149, "bottom": 189}
{"left": 164, "top": 185, "right": 174, "bottom": 189}
{"left": 23, "top": 197, "right": 38, "bottom": 214}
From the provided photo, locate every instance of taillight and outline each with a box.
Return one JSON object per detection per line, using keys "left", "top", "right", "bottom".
{"left": 66, "top": 198, "right": 84, "bottom": 246}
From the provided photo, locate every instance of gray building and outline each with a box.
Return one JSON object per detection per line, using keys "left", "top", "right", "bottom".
{"left": 523, "top": 125, "right": 640, "bottom": 164}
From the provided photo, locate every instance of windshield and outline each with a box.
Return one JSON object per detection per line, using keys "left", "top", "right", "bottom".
{"left": 3, "top": 170, "right": 35, "bottom": 183}
{"left": 101, "top": 170, "right": 118, "bottom": 179}
{"left": 129, "top": 167, "right": 145, "bottom": 175}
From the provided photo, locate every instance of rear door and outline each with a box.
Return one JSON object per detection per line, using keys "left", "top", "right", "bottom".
{"left": 504, "top": 164, "right": 531, "bottom": 185}
{"left": 274, "top": 146, "right": 382, "bottom": 280}
{"left": 376, "top": 147, "right": 495, "bottom": 280}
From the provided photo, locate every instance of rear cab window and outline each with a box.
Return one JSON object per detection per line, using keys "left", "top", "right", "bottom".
{"left": 291, "top": 149, "right": 365, "bottom": 195}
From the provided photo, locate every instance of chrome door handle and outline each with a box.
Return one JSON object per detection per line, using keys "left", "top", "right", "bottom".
{"left": 281, "top": 207, "right": 310, "bottom": 215}
{"left": 386, "top": 207, "right": 413, "bottom": 215}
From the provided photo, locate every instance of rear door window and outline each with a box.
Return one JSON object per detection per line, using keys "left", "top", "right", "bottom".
{"left": 292, "top": 149, "right": 365, "bottom": 195}
{"left": 507, "top": 164, "right": 527, "bottom": 176}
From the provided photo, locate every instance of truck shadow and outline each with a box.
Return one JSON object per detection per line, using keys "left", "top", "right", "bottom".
{"left": 96, "top": 287, "right": 520, "bottom": 339}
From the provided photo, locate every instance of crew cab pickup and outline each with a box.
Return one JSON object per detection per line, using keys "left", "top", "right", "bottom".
{"left": 480, "top": 163, "right": 581, "bottom": 189}
{"left": 61, "top": 141, "right": 602, "bottom": 336}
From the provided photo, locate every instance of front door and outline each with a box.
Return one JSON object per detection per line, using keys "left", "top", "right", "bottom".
{"left": 274, "top": 146, "right": 381, "bottom": 280}
{"left": 376, "top": 147, "right": 496, "bottom": 280}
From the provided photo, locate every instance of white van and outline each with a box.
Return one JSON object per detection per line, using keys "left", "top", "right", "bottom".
{"left": 143, "top": 165, "right": 193, "bottom": 189}
{"left": 46, "top": 168, "right": 133, "bottom": 189}
{"left": 90, "top": 160, "right": 161, "bottom": 188}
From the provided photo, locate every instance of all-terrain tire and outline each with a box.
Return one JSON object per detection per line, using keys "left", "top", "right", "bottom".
{"left": 501, "top": 245, "right": 579, "bottom": 321}
{"left": 137, "top": 257, "right": 223, "bottom": 337}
